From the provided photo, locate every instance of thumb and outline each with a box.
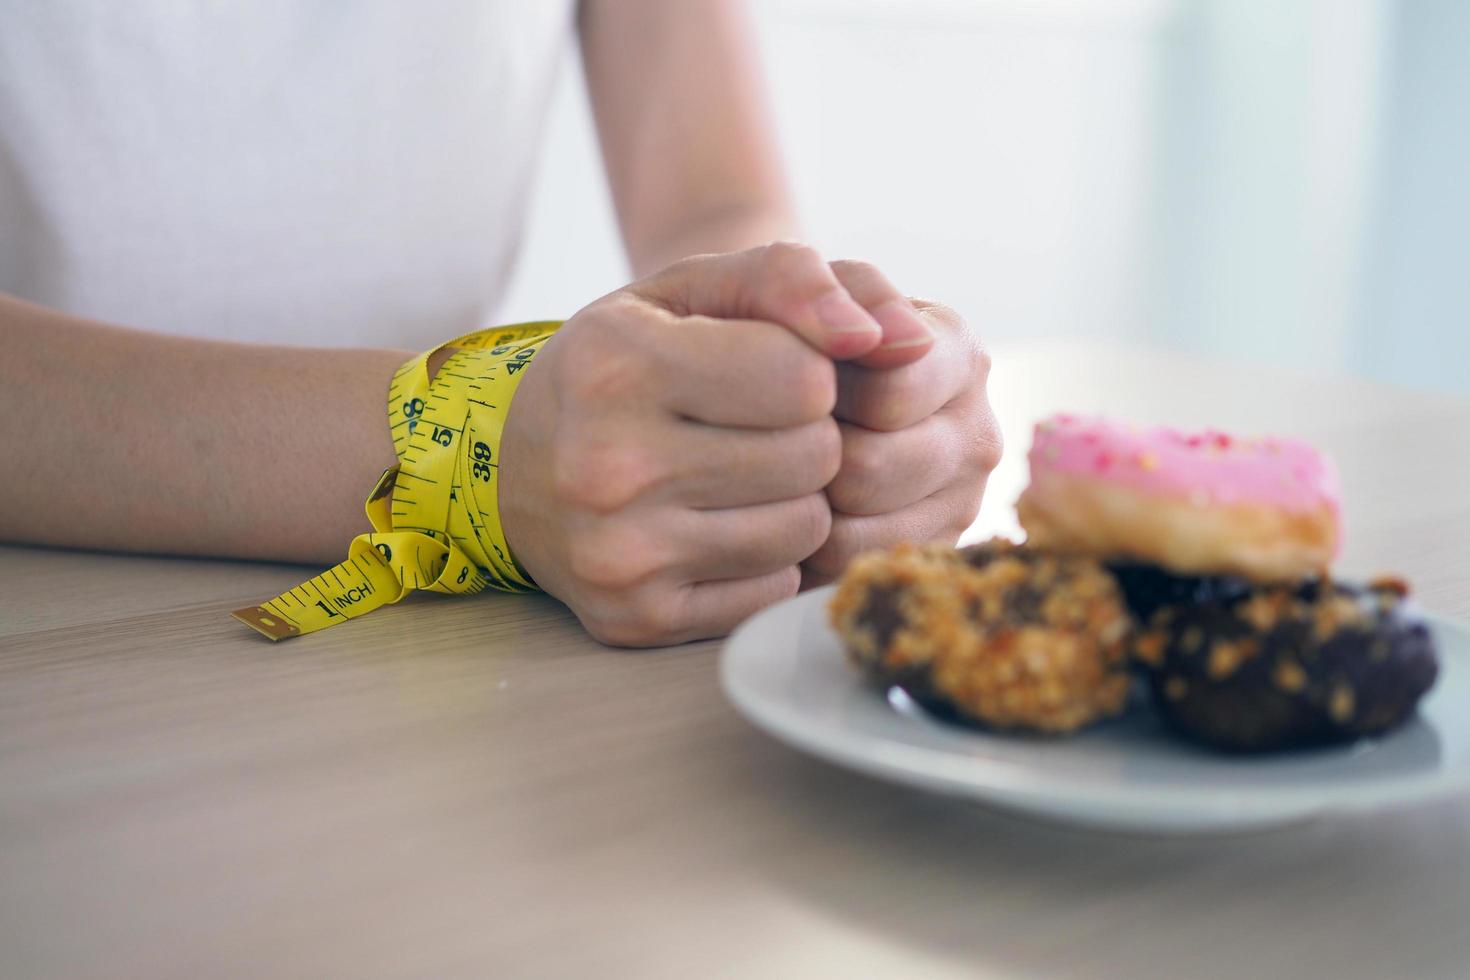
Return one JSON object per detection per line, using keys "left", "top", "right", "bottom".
{"left": 828, "top": 259, "right": 936, "bottom": 371}
{"left": 631, "top": 242, "right": 883, "bottom": 360}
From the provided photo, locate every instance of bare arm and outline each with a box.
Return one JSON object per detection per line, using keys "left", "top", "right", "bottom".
{"left": 0, "top": 293, "right": 403, "bottom": 564}
{"left": 579, "top": 0, "right": 799, "bottom": 276}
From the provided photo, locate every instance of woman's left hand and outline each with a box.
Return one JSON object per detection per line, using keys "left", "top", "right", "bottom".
{"left": 801, "top": 261, "right": 1003, "bottom": 587}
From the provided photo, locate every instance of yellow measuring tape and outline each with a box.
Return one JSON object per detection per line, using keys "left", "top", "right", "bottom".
{"left": 232, "top": 321, "right": 562, "bottom": 640}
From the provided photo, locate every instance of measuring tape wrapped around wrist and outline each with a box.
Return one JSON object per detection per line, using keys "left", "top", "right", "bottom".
{"left": 231, "top": 321, "right": 562, "bottom": 640}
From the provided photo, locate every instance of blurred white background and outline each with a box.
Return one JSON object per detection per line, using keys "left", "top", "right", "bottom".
{"left": 500, "top": 0, "right": 1469, "bottom": 394}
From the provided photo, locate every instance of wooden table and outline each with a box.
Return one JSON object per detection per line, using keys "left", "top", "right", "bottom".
{"left": 4, "top": 342, "right": 1469, "bottom": 980}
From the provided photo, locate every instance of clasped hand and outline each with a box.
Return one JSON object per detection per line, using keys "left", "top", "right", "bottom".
{"left": 500, "top": 243, "right": 1001, "bottom": 645}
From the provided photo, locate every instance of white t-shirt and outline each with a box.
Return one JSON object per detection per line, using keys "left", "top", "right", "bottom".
{"left": 0, "top": 1, "right": 573, "bottom": 349}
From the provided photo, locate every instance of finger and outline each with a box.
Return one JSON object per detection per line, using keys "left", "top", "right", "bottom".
{"left": 634, "top": 242, "right": 883, "bottom": 360}
{"left": 687, "top": 567, "right": 803, "bottom": 639}
{"left": 834, "top": 313, "right": 987, "bottom": 431}
{"left": 668, "top": 417, "right": 842, "bottom": 509}
{"left": 801, "top": 480, "right": 988, "bottom": 587}
{"left": 828, "top": 259, "right": 935, "bottom": 370}
{"left": 653, "top": 315, "right": 838, "bottom": 428}
{"left": 576, "top": 566, "right": 801, "bottom": 647}
{"left": 826, "top": 415, "right": 965, "bottom": 516}
{"left": 677, "top": 567, "right": 803, "bottom": 644}
{"left": 678, "top": 493, "right": 832, "bottom": 581}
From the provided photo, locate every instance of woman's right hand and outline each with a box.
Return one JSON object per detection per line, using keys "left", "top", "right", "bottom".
{"left": 499, "top": 243, "right": 933, "bottom": 646}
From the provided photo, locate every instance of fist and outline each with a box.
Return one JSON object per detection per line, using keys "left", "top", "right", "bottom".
{"left": 499, "top": 244, "right": 889, "bottom": 646}
{"left": 802, "top": 262, "right": 1003, "bottom": 587}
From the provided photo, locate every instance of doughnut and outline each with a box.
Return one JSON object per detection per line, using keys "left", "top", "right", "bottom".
{"left": 828, "top": 539, "right": 1134, "bottom": 734}
{"left": 1016, "top": 415, "right": 1341, "bottom": 582}
{"left": 1132, "top": 575, "right": 1439, "bottom": 752}
{"left": 1106, "top": 561, "right": 1253, "bottom": 623}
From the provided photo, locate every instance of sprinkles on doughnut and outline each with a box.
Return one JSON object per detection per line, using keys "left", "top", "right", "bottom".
{"left": 1016, "top": 415, "right": 1341, "bottom": 582}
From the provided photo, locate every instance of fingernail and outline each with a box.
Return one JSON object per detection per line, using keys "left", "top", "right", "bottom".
{"left": 814, "top": 290, "right": 881, "bottom": 335}
{"left": 872, "top": 300, "right": 935, "bottom": 349}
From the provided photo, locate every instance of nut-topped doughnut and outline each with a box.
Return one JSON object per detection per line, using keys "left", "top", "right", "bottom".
{"left": 1134, "top": 576, "right": 1439, "bottom": 752}
{"left": 828, "top": 539, "right": 1134, "bottom": 735}
{"left": 1017, "top": 415, "right": 1341, "bottom": 582}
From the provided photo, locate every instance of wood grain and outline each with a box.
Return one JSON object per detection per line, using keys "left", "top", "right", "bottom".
{"left": 3, "top": 341, "right": 1468, "bottom": 979}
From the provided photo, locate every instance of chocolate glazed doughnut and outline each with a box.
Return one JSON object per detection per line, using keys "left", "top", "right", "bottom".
{"left": 1106, "top": 561, "right": 1254, "bottom": 623}
{"left": 1133, "top": 577, "right": 1439, "bottom": 752}
{"left": 828, "top": 539, "right": 1134, "bottom": 735}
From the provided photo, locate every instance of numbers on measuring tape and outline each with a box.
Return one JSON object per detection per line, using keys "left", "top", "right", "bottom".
{"left": 403, "top": 398, "right": 425, "bottom": 419}
{"left": 504, "top": 349, "right": 537, "bottom": 376}
{"left": 472, "top": 461, "right": 493, "bottom": 482}
{"left": 314, "top": 599, "right": 342, "bottom": 618}
{"left": 376, "top": 542, "right": 393, "bottom": 563}
{"left": 457, "top": 567, "right": 469, "bottom": 584}
{"left": 472, "top": 441, "right": 491, "bottom": 461}
{"left": 430, "top": 425, "right": 453, "bottom": 447}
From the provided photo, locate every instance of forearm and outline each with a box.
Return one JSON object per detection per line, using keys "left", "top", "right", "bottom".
{"left": 580, "top": 0, "right": 799, "bottom": 279}
{"left": 0, "top": 293, "right": 404, "bottom": 564}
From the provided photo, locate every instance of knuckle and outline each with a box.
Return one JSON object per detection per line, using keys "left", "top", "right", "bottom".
{"left": 952, "top": 508, "right": 980, "bottom": 543}
{"left": 552, "top": 440, "right": 664, "bottom": 515}
{"left": 771, "top": 565, "right": 803, "bottom": 601}
{"left": 827, "top": 259, "right": 892, "bottom": 303}
{"left": 916, "top": 301, "right": 984, "bottom": 357}
{"left": 974, "top": 416, "right": 1004, "bottom": 473}
{"left": 938, "top": 310, "right": 989, "bottom": 375}
{"left": 549, "top": 443, "right": 590, "bottom": 506}
{"left": 580, "top": 614, "right": 634, "bottom": 647}
{"left": 566, "top": 525, "right": 665, "bottom": 591}
{"left": 584, "top": 588, "right": 679, "bottom": 647}
{"left": 812, "top": 417, "right": 844, "bottom": 486}
{"left": 963, "top": 341, "right": 993, "bottom": 390}
{"left": 579, "top": 603, "right": 663, "bottom": 648}
{"left": 953, "top": 398, "right": 1002, "bottom": 476}
{"left": 912, "top": 299, "right": 964, "bottom": 330}
{"left": 572, "top": 601, "right": 619, "bottom": 645}
{"left": 828, "top": 258, "right": 879, "bottom": 281}
{"left": 761, "top": 241, "right": 833, "bottom": 306}
{"left": 792, "top": 491, "right": 834, "bottom": 555}
{"left": 973, "top": 342, "right": 993, "bottom": 376}
{"left": 762, "top": 239, "right": 823, "bottom": 272}
{"left": 639, "top": 256, "right": 712, "bottom": 315}
{"left": 559, "top": 339, "right": 647, "bottom": 406}
{"left": 661, "top": 253, "right": 708, "bottom": 281}
{"left": 785, "top": 351, "right": 837, "bottom": 420}
{"left": 841, "top": 428, "right": 884, "bottom": 487}
{"left": 942, "top": 496, "right": 980, "bottom": 545}
{"left": 628, "top": 591, "right": 679, "bottom": 644}
{"left": 565, "top": 536, "right": 628, "bottom": 591}
{"left": 591, "top": 289, "right": 647, "bottom": 323}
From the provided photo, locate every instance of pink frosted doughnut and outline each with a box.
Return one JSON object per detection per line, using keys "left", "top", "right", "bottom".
{"left": 1016, "top": 415, "right": 1341, "bottom": 581}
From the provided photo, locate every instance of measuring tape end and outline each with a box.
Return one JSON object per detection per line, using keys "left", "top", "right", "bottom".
{"left": 231, "top": 606, "right": 301, "bottom": 641}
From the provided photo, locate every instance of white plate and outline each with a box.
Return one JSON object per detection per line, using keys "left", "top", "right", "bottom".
{"left": 720, "top": 586, "right": 1470, "bottom": 835}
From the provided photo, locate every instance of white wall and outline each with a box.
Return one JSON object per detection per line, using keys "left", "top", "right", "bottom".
{"left": 1356, "top": 0, "right": 1470, "bottom": 392}
{"left": 499, "top": 0, "right": 1469, "bottom": 394}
